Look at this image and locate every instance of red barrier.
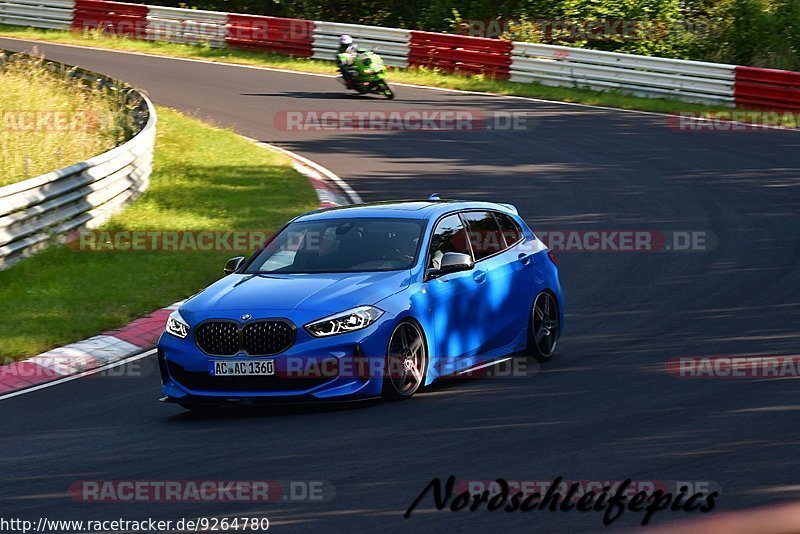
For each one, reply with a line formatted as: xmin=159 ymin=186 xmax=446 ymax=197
xmin=72 ymin=0 xmax=148 ymax=38
xmin=226 ymin=15 xmax=313 ymax=57
xmin=735 ymin=66 xmax=800 ymax=110
xmin=409 ymin=31 xmax=512 ymax=79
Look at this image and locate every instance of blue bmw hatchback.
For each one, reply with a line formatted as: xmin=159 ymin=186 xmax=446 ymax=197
xmin=158 ymin=198 xmax=564 ymax=410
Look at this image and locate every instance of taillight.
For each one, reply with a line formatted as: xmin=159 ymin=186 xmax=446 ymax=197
xmin=547 ymin=250 xmax=557 ymax=265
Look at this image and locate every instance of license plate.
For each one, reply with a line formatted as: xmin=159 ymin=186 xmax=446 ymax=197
xmin=209 ymin=360 xmax=275 ymax=376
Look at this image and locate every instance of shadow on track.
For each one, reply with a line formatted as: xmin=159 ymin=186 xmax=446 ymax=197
xmin=241 ymin=91 xmax=353 ymax=99
xmin=242 ymin=90 xmax=399 ymax=101
xmin=163 ymin=355 xmax=542 ymax=422
xmin=165 ymin=399 xmax=380 ymax=421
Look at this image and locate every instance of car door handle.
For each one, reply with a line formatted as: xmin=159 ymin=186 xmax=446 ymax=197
xmin=473 ymin=270 xmax=487 ymax=283
xmin=518 ymin=253 xmax=532 ymax=266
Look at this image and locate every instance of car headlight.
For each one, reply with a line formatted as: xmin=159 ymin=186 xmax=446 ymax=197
xmin=304 ymin=306 xmax=384 ymax=337
xmin=165 ymin=310 xmax=190 ymax=339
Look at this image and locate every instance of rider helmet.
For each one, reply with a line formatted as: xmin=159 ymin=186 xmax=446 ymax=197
xmin=338 ymin=35 xmax=354 ymax=52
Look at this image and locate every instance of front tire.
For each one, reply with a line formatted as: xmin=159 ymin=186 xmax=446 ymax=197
xmin=383 ymin=321 xmax=427 ymax=400
xmin=527 ymin=291 xmax=559 ymax=362
xmin=378 ymin=80 xmax=394 ymax=99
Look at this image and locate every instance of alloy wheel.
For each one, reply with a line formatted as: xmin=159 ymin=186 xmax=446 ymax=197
xmin=532 ymin=292 xmax=559 ymax=360
xmin=386 ymin=322 xmax=426 ymax=398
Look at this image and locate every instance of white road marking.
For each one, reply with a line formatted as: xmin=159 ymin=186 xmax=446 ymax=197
xmin=0 ymin=349 xmax=157 ymax=402
xmin=250 ymin=140 xmax=361 ymax=204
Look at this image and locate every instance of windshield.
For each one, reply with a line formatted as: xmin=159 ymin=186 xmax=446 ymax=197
xmin=245 ymin=217 xmax=425 ymax=274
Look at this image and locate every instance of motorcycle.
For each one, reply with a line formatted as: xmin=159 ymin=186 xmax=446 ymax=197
xmin=338 ymin=50 xmax=395 ymax=99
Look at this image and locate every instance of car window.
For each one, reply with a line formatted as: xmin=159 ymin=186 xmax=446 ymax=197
xmin=494 ymin=212 xmax=524 ymax=247
xmin=428 ymin=214 xmax=471 ymax=270
xmin=245 ymin=218 xmax=424 ymax=274
xmin=459 ymin=211 xmax=505 ymax=260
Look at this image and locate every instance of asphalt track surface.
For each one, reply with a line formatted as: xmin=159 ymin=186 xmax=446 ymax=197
xmin=1 ymin=38 xmax=799 ymax=533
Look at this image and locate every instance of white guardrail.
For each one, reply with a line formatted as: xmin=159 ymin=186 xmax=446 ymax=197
xmin=0 ymin=0 xmax=741 ymax=105
xmin=0 ymin=54 xmax=156 ymax=269
xmin=146 ymin=5 xmax=227 ymax=47
xmin=312 ymin=21 xmax=410 ymax=68
xmin=0 ymin=0 xmax=73 ymax=30
xmin=511 ymin=42 xmax=736 ymax=106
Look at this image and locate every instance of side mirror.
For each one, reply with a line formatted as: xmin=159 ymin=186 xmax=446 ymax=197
xmin=428 ymin=252 xmax=474 ymax=278
xmin=224 ymin=256 xmax=245 ymax=275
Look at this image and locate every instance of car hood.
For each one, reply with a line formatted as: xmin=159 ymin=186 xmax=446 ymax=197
xmin=180 ymin=270 xmax=412 ymax=323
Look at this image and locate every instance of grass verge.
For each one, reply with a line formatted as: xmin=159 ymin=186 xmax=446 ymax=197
xmin=0 ymin=25 xmax=730 ymax=114
xmin=0 ymin=107 xmax=318 ymax=360
xmin=0 ymin=51 xmax=125 ymax=186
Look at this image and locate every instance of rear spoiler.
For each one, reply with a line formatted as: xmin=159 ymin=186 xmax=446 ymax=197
xmin=498 ymin=203 xmax=518 ymax=214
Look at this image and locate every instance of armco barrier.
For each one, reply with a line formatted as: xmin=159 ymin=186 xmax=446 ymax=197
xmin=409 ymin=31 xmax=513 ymax=79
xmin=313 ymin=21 xmax=410 ymax=67
xmin=73 ymin=0 xmax=147 ymax=38
xmin=227 ymin=14 xmax=313 ymax=57
xmin=0 ymin=51 xmax=156 ymax=269
xmin=735 ymin=66 xmax=800 ymax=110
xmin=0 ymin=0 xmax=73 ymax=30
xmin=146 ymin=5 xmax=226 ymax=47
xmin=511 ymin=42 xmax=735 ymax=106
xmin=4 ymin=0 xmax=800 ymax=109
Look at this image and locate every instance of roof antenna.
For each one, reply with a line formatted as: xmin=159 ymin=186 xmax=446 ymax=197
xmin=428 ymin=193 xmax=441 ymax=201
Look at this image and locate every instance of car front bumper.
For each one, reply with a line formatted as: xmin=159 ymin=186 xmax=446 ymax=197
xmin=158 ymin=313 xmax=397 ymax=402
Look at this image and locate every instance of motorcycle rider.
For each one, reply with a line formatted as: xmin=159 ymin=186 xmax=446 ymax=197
xmin=337 ymin=35 xmax=360 ymax=89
